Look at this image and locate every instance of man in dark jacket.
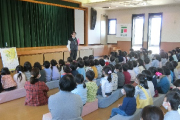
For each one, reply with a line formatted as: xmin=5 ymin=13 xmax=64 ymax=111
xmin=67 ymin=31 xmax=78 ymax=60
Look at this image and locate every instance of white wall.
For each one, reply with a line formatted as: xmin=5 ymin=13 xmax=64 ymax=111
xmin=88 ymin=7 xmax=106 ymax=44
xmin=107 ymin=5 xmax=180 ymax=43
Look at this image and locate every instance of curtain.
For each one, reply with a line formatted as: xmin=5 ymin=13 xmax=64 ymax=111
xmin=0 ymin=0 xmax=74 ymax=48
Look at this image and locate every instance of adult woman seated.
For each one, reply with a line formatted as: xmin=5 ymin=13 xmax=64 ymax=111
xmin=48 ymin=74 xmax=83 ymax=120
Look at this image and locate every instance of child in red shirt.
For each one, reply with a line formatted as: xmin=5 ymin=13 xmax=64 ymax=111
xmin=122 ymin=64 xmax=131 ymax=84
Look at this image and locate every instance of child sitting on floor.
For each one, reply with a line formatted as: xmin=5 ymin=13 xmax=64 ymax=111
xmin=89 ymin=55 xmax=94 ymax=60
xmin=110 ymin=56 xmax=116 ymax=66
xmin=77 ymin=60 xmax=86 ymax=80
xmin=24 ymin=68 xmax=49 ymax=106
xmin=174 ymin=79 xmax=180 ymax=90
xmin=110 ymin=85 xmax=136 ymax=118
xmin=134 ymin=74 xmax=153 ymax=109
xmin=34 ymin=62 xmax=46 ymax=83
xmin=89 ymin=59 xmax=98 ymax=79
xmin=99 ymin=59 xmax=105 ymax=69
xmin=84 ymin=60 xmax=93 ymax=72
xmin=94 ymin=59 xmax=102 ymax=79
xmin=1 ymin=67 xmax=17 ymax=91
xmin=24 ymin=61 xmax=32 ymax=81
xmin=66 ymin=57 xmax=73 ymax=65
xmin=171 ymin=61 xmax=179 ymax=80
xmin=58 ymin=59 xmax=65 ymax=76
xmin=61 ymin=65 xmax=72 ymax=78
xmin=109 ymin=64 xmax=118 ymax=91
xmin=104 ymin=55 xmax=110 ymax=66
xmin=127 ymin=61 xmax=136 ymax=82
xmin=51 ymin=59 xmax=60 ymax=80
xmin=71 ymin=74 xmax=87 ymax=105
xmin=43 ymin=61 xmax=52 ymax=82
xmin=137 ymin=59 xmax=145 ymax=73
xmin=115 ymin=64 xmax=125 ymax=88
xmin=70 ymin=62 xmax=78 ymax=77
xmin=86 ymin=71 xmax=98 ymax=102
xmin=133 ymin=61 xmax=140 ymax=76
xmin=13 ymin=65 xmax=26 ymax=89
xmin=163 ymin=90 xmax=180 ymax=120
xmin=144 ymin=57 xmax=151 ymax=70
xmin=122 ymin=63 xmax=131 ymax=84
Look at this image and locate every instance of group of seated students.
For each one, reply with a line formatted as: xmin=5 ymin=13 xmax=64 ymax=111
xmin=0 ymin=47 xmax=180 ymax=120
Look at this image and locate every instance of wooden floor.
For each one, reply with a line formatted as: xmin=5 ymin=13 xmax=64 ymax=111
xmin=0 ymin=88 xmax=167 ymax=120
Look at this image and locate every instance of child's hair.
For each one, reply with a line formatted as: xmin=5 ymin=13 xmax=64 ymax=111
xmin=144 ymin=57 xmax=150 ymax=64
xmin=34 ymin=62 xmax=42 ymax=70
xmin=1 ymin=67 xmax=10 ymax=75
xmin=59 ymin=59 xmax=65 ymax=71
xmin=15 ymin=65 xmax=24 ymax=82
xmin=137 ymin=59 xmax=145 ymax=69
xmin=174 ymin=79 xmax=180 ymax=87
xmin=67 ymin=57 xmax=73 ymax=63
xmin=24 ymin=61 xmax=32 ymax=72
xmin=115 ymin=64 xmax=122 ymax=72
xmin=75 ymin=74 xmax=86 ymax=88
xmin=110 ymin=56 xmax=115 ymax=62
xmin=165 ymin=90 xmax=180 ymax=110
xmin=168 ymin=51 xmax=173 ymax=56
xmin=110 ymin=52 xmax=115 ymax=57
xmin=123 ymin=84 xmax=135 ymax=97
xmin=171 ymin=61 xmax=178 ymax=69
xmin=89 ymin=59 xmax=95 ymax=66
xmin=160 ymin=51 xmax=167 ymax=59
xmin=103 ymin=66 xmax=112 ymax=83
xmin=122 ymin=63 xmax=129 ymax=72
xmin=108 ymin=64 xmax=115 ymax=73
xmin=84 ymin=60 xmax=90 ymax=66
xmin=77 ymin=57 xmax=83 ymax=62
xmin=154 ymin=54 xmax=161 ymax=62
xmin=78 ymin=60 xmax=84 ymax=68
xmin=141 ymin=105 xmax=164 ymax=120
xmin=148 ymin=67 xmax=157 ymax=75
xmin=130 ymin=48 xmax=134 ymax=52
xmin=127 ymin=61 xmax=133 ymax=70
xmin=148 ymin=50 xmax=152 ymax=54
xmin=172 ymin=50 xmax=176 ymax=55
xmin=30 ymin=68 xmax=40 ymax=84
xmin=156 ymin=68 xmax=164 ymax=75
xmin=50 ymin=59 xmax=58 ymax=66
xmin=89 ymin=55 xmax=94 ymax=60
xmin=86 ymin=70 xmax=95 ymax=81
xmin=70 ymin=62 xmax=78 ymax=71
xmin=162 ymin=66 xmax=170 ymax=75
xmin=104 ymin=55 xmax=109 ymax=59
xmin=142 ymin=70 xmax=152 ymax=81
xmin=63 ymin=65 xmax=71 ymax=73
xmin=133 ymin=61 xmax=138 ymax=67
xmin=94 ymin=59 xmax=100 ymax=66
xmin=166 ymin=62 xmax=174 ymax=72
xmin=83 ymin=56 xmax=89 ymax=61
xmin=99 ymin=59 xmax=105 ymax=66
xmin=137 ymin=74 xmax=149 ymax=89
xmin=43 ymin=61 xmax=50 ymax=69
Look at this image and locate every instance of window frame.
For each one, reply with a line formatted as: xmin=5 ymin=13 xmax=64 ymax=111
xmin=131 ymin=14 xmax=145 ymax=49
xmin=108 ymin=19 xmax=117 ymax=35
xmin=147 ymin=13 xmax=163 ymax=50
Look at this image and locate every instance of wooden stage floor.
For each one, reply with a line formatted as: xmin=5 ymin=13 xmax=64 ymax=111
xmin=0 ymin=88 xmax=167 ymax=120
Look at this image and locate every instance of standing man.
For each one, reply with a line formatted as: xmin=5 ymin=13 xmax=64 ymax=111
xmin=67 ymin=31 xmax=78 ymax=60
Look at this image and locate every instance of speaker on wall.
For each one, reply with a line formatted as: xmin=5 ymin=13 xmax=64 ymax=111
xmin=90 ymin=8 xmax=97 ymax=30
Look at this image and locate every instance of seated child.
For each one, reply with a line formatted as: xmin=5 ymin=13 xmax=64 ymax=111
xmin=144 ymin=57 xmax=151 ymax=70
xmin=99 ymin=59 xmax=105 ymax=69
xmin=122 ymin=63 xmax=131 ymax=84
xmin=156 ymin=68 xmax=170 ymax=94
xmin=84 ymin=60 xmax=93 ymax=72
xmin=86 ymin=71 xmax=98 ymax=102
xmin=133 ymin=61 xmax=140 ymax=76
xmin=118 ymin=50 xmax=124 ymax=63
xmin=50 ymin=59 xmax=60 ymax=80
xmin=137 ymin=59 xmax=145 ymax=73
xmin=110 ymin=85 xmax=136 ymax=117
xmin=61 ymin=65 xmax=72 ymax=78
xmin=70 ymin=62 xmax=78 ymax=77
xmin=141 ymin=105 xmax=164 ymax=120
xmin=58 ymin=59 xmax=65 ymax=76
xmin=43 ymin=61 xmax=52 ymax=82
xmin=83 ymin=56 xmax=89 ymax=61
xmin=97 ymin=66 xmax=113 ymax=97
xmin=110 ymin=56 xmax=116 ymax=66
xmin=160 ymin=51 xmax=168 ymax=66
xmin=172 ymin=50 xmax=178 ymax=62
xmin=13 ymin=65 xmax=26 ymax=89
xmin=127 ymin=61 xmax=136 ymax=82
xmin=77 ymin=60 xmax=86 ymax=80
xmin=171 ymin=61 xmax=179 ymax=80
xmin=77 ymin=57 xmax=83 ymax=62
xmin=94 ymin=59 xmax=102 ymax=79
xmin=89 ymin=60 xmax=98 ymax=79
xmin=109 ymin=64 xmax=118 ymax=91
xmin=24 ymin=68 xmax=49 ymax=106
xmin=134 ymin=74 xmax=153 ymax=109
xmin=115 ymin=64 xmax=125 ymax=88
xmin=151 ymin=54 xmax=160 ymax=68
xmin=174 ymin=79 xmax=180 ymax=89
xmin=0 ymin=67 xmax=17 ymax=91
xmin=166 ymin=62 xmax=175 ymax=83
xmin=142 ymin=70 xmax=155 ymax=97
xmin=104 ymin=55 xmax=110 ymax=66
xmin=34 ymin=62 xmax=46 ymax=82
xmin=89 ymin=55 xmax=94 ymax=60
xmin=24 ymin=61 xmax=32 ymax=81
xmin=71 ymin=74 xmax=87 ymax=105
xmin=66 ymin=57 xmax=73 ymax=66
xmin=148 ymin=50 xmax=153 ymax=63
xmin=162 ymin=66 xmax=175 ymax=88
xmin=163 ymin=90 xmax=180 ymax=120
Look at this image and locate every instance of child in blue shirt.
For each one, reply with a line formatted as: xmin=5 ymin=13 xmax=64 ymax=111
xmin=51 ymin=59 xmax=60 ymax=80
xmin=77 ymin=60 xmax=86 ymax=80
xmin=43 ymin=61 xmax=52 ymax=82
xmin=110 ymin=85 xmax=136 ymax=118
xmin=94 ymin=59 xmax=102 ymax=79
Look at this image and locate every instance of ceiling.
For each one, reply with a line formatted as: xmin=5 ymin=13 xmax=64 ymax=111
xmin=72 ymin=0 xmax=180 ymax=10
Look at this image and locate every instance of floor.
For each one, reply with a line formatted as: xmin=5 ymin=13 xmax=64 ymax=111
xmin=0 ymin=88 xmax=167 ymax=120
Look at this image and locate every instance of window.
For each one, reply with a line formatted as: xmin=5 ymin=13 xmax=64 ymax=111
xmin=131 ymin=14 xmax=145 ymax=50
xmin=148 ymin=13 xmax=162 ymax=54
xmin=108 ymin=19 xmax=117 ymax=35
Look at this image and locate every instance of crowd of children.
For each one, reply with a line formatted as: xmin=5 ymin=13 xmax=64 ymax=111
xmin=0 ymin=47 xmax=180 ymax=120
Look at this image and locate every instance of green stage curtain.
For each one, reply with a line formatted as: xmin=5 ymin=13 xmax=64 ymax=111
xmin=0 ymin=0 xmax=74 ymax=48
